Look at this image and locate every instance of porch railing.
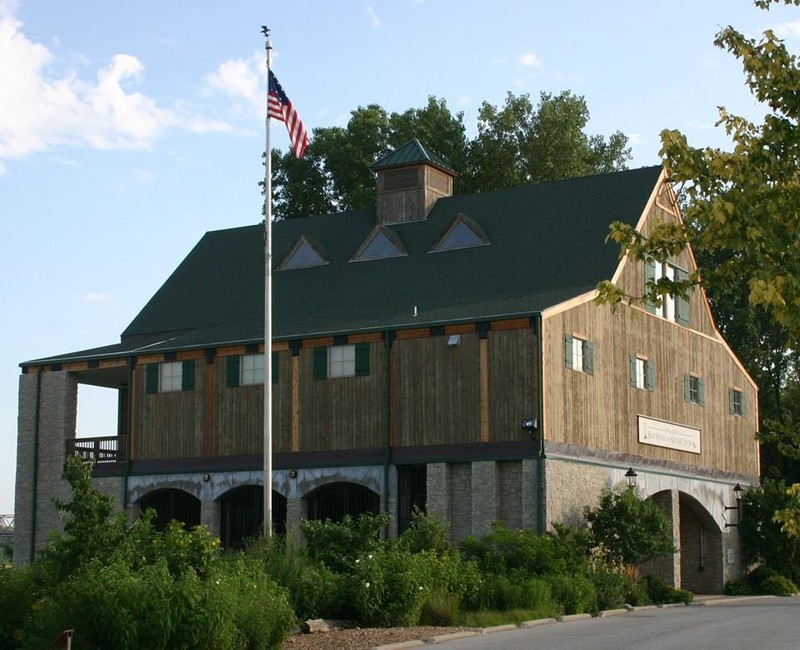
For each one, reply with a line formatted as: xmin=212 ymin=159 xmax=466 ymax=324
xmin=66 ymin=436 xmax=127 ymax=463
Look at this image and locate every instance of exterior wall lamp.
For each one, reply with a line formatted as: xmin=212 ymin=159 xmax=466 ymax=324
xmin=724 ymin=482 xmax=744 ymax=528
xmin=625 ymin=467 xmax=638 ymax=489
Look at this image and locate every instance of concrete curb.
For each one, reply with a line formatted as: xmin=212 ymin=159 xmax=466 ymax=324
xmin=481 ymin=624 xmax=519 ymax=634
xmin=692 ymin=595 xmax=777 ymax=607
xmin=558 ymin=613 xmax=593 ymax=622
xmin=519 ymin=617 xmax=558 ymax=628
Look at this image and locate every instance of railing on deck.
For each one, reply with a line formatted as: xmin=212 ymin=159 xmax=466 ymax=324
xmin=66 ymin=436 xmax=127 ymax=463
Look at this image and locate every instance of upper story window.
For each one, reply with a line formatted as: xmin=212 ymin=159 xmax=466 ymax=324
xmin=429 ymin=214 xmax=489 ymax=253
xmin=729 ymin=388 xmax=748 ymax=416
xmin=277 ymin=235 xmax=328 ymax=270
xmin=350 ymin=226 xmax=407 ymax=262
xmin=630 ymin=356 xmax=655 ymax=391
xmin=645 ymin=259 xmax=690 ymax=326
xmin=684 ymin=374 xmax=705 ymax=406
xmin=227 ymin=353 xmax=278 ymax=387
xmin=565 ymin=334 xmax=594 ymax=375
xmin=313 ymin=343 xmax=371 ymax=379
xmin=146 ymin=360 xmax=195 ymax=394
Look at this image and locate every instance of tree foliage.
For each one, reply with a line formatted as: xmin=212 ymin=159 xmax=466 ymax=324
xmin=584 ymin=488 xmax=675 ymax=567
xmin=270 ymin=91 xmax=630 ymax=219
xmin=600 ymin=0 xmax=800 ymax=346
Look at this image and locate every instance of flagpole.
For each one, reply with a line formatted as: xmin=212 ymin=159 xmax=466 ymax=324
xmin=262 ymin=25 xmax=273 ymax=537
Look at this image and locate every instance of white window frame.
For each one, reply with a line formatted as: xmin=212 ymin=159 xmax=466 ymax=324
xmin=572 ymin=337 xmax=585 ymax=373
xmin=329 ymin=344 xmax=356 ymax=378
xmin=241 ymin=353 xmax=264 ymax=385
xmin=160 ymin=361 xmax=183 ymax=393
xmin=634 ymin=357 xmax=647 ymax=389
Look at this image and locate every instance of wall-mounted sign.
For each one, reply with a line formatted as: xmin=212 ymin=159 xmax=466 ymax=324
xmin=638 ymin=415 xmax=701 ymax=454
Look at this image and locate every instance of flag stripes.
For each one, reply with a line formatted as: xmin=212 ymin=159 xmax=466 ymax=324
xmin=268 ymin=70 xmax=309 ymax=159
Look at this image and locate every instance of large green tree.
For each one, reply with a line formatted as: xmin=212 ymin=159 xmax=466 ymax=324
xmin=270 ymin=91 xmax=630 ymax=220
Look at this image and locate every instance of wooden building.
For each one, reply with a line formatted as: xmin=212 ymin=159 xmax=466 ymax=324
xmin=15 ymin=141 xmax=759 ymax=591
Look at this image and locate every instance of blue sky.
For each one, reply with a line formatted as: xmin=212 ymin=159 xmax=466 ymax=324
xmin=2 ymin=0 xmax=798 ymax=515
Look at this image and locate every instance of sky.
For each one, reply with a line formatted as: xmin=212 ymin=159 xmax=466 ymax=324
xmin=2 ymin=0 xmax=799 ymax=516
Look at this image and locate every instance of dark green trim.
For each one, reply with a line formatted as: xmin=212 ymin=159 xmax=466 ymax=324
xmin=355 ymin=342 xmax=370 ymax=376
xmin=313 ymin=347 xmax=327 ymax=380
xmin=145 ymin=363 xmax=159 ymax=394
xmin=181 ymin=360 xmax=195 ymax=391
xmin=226 ymin=356 xmax=240 ymax=387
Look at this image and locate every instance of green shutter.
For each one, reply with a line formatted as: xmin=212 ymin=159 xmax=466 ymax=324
xmin=355 ymin=343 xmax=370 ymax=376
xmin=728 ymin=388 xmax=735 ymax=414
xmin=645 ymin=361 xmax=655 ymax=392
xmin=741 ymin=392 xmax=748 ymax=416
xmin=182 ymin=360 xmax=195 ymax=391
xmin=227 ymin=356 xmax=240 ymax=387
xmin=676 ymin=267 xmax=690 ymax=326
xmin=630 ymin=356 xmax=638 ymax=387
xmin=272 ymin=352 xmax=279 ymax=383
xmin=565 ymin=335 xmax=574 ymax=369
xmin=697 ymin=377 xmax=705 ymax=406
xmin=684 ymin=375 xmax=692 ymax=402
xmin=146 ymin=363 xmax=159 ymax=394
xmin=313 ymin=347 xmax=328 ymax=380
xmin=645 ymin=259 xmax=657 ymax=314
xmin=584 ymin=340 xmax=594 ymax=375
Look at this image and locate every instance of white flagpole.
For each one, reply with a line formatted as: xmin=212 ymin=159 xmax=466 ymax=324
xmin=262 ymin=25 xmax=273 ymax=537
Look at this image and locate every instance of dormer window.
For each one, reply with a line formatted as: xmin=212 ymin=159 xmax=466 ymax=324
xmin=351 ymin=226 xmax=407 ymax=262
xmin=277 ymin=235 xmax=328 ymax=270
xmin=429 ymin=214 xmax=489 ymax=253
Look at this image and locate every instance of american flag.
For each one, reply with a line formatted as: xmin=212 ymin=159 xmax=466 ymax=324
xmin=268 ymin=70 xmax=309 ymax=159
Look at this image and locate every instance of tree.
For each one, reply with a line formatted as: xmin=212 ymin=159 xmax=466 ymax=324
xmin=599 ymin=0 xmax=800 ymax=347
xmin=269 ymin=91 xmax=630 ymax=219
xmin=584 ymin=487 xmax=674 ymax=568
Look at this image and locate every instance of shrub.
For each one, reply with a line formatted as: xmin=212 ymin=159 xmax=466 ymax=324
xmin=349 ymin=547 xmax=430 ymax=627
xmin=724 ymin=578 xmax=752 ymax=595
xmin=0 ymin=566 xmax=36 ymax=648
xmin=475 ymin=573 xmax=555 ymax=612
xmin=546 ymin=574 xmax=597 ymax=615
xmin=420 ymin=593 xmax=461 ymax=626
xmin=756 ymin=574 xmax=797 ymax=596
xmin=397 ymin=507 xmax=451 ymax=554
xmin=300 ymin=513 xmax=390 ymax=573
xmin=641 ymin=574 xmax=693 ymax=605
xmin=588 ymin=562 xmax=628 ymax=611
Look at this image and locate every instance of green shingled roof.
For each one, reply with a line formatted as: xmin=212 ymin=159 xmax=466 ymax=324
xmin=23 ymin=165 xmax=662 ymax=366
xmin=371 ymin=139 xmax=455 ymax=173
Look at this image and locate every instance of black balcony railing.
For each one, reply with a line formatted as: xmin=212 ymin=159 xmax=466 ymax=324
xmin=66 ymin=436 xmax=127 ymax=463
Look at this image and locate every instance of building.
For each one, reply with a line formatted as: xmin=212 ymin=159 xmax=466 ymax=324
xmin=15 ymin=141 xmax=759 ymax=591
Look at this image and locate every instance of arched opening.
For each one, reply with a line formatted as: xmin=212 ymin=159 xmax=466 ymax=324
xmin=306 ymin=482 xmax=380 ymax=523
xmin=679 ymin=492 xmax=723 ymax=594
xmin=138 ymin=488 xmax=200 ymax=531
xmin=219 ymin=486 xmax=287 ymax=549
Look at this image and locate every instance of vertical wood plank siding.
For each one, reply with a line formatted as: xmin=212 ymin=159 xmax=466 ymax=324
xmin=488 ymin=328 xmax=539 ymax=442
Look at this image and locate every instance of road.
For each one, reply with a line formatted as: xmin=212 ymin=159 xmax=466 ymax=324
xmin=432 ymin=598 xmax=799 ymax=649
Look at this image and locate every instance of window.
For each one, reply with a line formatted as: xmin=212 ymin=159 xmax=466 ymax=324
xmin=227 ymin=353 xmax=278 ymax=387
xmin=351 ymin=226 xmax=407 ymax=261
xmin=645 ymin=259 xmax=690 ymax=326
xmin=630 ymin=356 xmax=655 ymax=391
xmin=565 ymin=334 xmax=594 ymax=375
xmin=429 ymin=214 xmax=489 ymax=252
xmin=313 ymin=343 xmax=370 ymax=379
xmin=146 ymin=360 xmax=195 ymax=394
xmin=729 ymin=388 xmax=748 ymax=416
xmin=277 ymin=235 xmax=327 ymax=270
xmin=684 ymin=374 xmax=705 ymax=406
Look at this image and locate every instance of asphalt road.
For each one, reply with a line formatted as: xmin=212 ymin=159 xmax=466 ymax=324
xmin=432 ymin=598 xmax=800 ymax=649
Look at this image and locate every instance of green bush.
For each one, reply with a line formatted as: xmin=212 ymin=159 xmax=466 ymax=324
xmin=0 ymin=565 xmax=36 ymax=648
xmin=641 ymin=574 xmax=693 ymax=605
xmin=724 ymin=578 xmax=752 ymax=595
xmin=397 ymin=507 xmax=451 ymax=554
xmin=300 ymin=513 xmax=390 ymax=573
xmin=756 ymin=574 xmax=797 ymax=596
xmin=547 ymin=573 xmax=597 ymax=615
xmin=349 ymin=547 xmax=430 ymax=627
xmin=478 ymin=574 xmax=555 ymax=612
xmin=246 ymin=534 xmax=344 ymax=621
xmin=420 ymin=593 xmax=461 ymax=626
xmin=588 ymin=562 xmax=628 ymax=611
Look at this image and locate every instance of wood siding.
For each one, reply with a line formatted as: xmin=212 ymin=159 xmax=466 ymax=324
xmin=543 ymin=293 xmax=759 ymax=477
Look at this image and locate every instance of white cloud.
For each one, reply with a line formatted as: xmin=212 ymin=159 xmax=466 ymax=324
xmin=204 ymin=54 xmax=261 ymax=102
xmin=367 ymin=5 xmax=381 ymax=29
xmin=82 ymin=292 xmax=114 ymax=304
xmin=0 ymin=9 xmax=232 ymax=163
xmin=775 ymin=21 xmax=800 ymax=38
xmin=519 ymin=52 xmax=543 ymax=67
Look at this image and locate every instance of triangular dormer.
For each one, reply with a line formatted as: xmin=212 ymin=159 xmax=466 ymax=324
xmin=371 ymin=139 xmax=456 ymax=225
xmin=350 ymin=225 xmax=408 ymax=262
xmin=276 ymin=234 xmax=328 ymax=270
xmin=429 ymin=213 xmax=489 ymax=253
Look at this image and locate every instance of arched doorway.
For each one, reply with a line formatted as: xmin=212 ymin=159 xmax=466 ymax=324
xmin=306 ymin=482 xmax=380 ymax=523
xmin=219 ymin=486 xmax=287 ymax=548
xmin=139 ymin=489 xmax=200 ymax=531
xmin=680 ymin=492 xmax=723 ymax=593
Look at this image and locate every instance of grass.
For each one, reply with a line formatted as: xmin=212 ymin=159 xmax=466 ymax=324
xmin=459 ymin=607 xmax=560 ymax=628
